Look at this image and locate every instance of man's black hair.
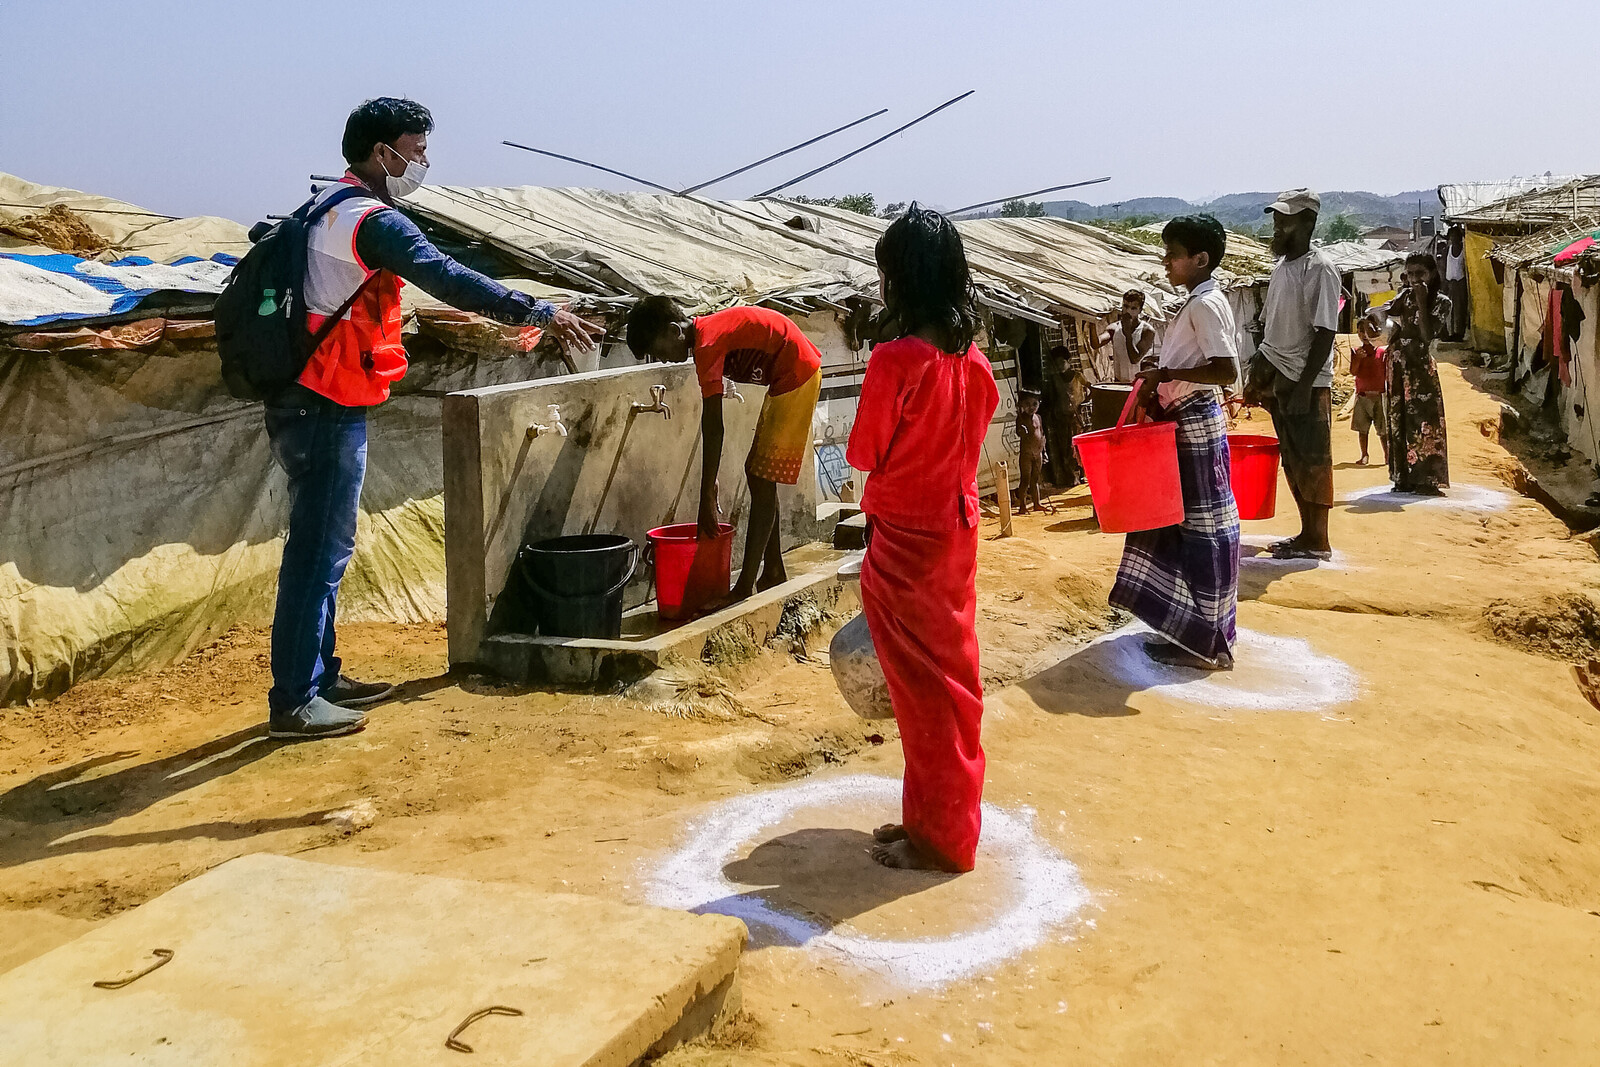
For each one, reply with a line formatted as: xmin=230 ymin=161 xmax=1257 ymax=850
xmin=626 ymin=295 xmax=688 ymax=358
xmin=1161 ymin=214 xmax=1228 ymax=272
xmin=874 ymin=203 xmax=979 ymax=354
xmin=1122 ymin=288 xmax=1146 ymax=306
xmin=342 ymin=97 xmax=435 ymax=166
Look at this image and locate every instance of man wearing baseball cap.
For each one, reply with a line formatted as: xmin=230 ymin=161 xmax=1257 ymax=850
xmin=1246 ymin=188 xmax=1340 ymax=560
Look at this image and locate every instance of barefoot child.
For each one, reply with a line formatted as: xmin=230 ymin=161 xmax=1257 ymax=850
xmin=1110 ymin=214 xmax=1242 ymax=671
xmin=627 ymin=300 xmax=822 ymax=600
xmin=846 ymin=205 xmax=999 ymax=872
xmin=1349 ymin=317 xmax=1389 ymax=467
xmin=1015 ymin=389 xmax=1049 ymax=513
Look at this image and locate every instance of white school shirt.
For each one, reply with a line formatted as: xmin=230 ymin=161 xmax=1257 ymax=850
xmin=1156 ymin=277 xmax=1239 ymax=410
xmin=1260 ymin=248 xmax=1341 ymax=387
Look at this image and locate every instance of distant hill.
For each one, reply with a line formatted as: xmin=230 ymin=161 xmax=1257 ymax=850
xmin=1041 ymin=189 xmax=1444 ymax=232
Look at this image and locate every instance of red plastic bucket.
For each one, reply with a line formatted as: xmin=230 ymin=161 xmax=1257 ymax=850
xmin=648 ymin=522 xmax=734 ymax=621
xmin=1071 ymin=389 xmax=1184 ymax=533
xmin=1227 ymin=434 xmax=1280 ymax=520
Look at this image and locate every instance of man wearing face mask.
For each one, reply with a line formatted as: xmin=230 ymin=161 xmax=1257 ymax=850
xmin=263 ymin=96 xmax=603 ymax=740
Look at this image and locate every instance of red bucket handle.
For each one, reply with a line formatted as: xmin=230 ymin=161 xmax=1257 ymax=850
xmin=1115 ymin=382 xmax=1144 ymax=430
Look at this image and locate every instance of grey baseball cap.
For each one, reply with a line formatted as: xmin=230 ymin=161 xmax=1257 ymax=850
xmin=1265 ymin=188 xmax=1321 ymax=215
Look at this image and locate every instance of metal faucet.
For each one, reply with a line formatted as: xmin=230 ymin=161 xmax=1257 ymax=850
xmin=724 ymin=377 xmax=745 ymax=403
xmin=631 ymin=384 xmax=672 ymax=420
xmin=527 ymin=403 xmax=568 ymax=439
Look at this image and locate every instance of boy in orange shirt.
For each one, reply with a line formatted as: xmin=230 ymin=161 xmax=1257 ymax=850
xmin=627 ymin=299 xmax=823 ymax=601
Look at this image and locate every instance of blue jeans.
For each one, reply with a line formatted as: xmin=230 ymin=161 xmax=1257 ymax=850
xmin=264 ymin=387 xmax=368 ymax=713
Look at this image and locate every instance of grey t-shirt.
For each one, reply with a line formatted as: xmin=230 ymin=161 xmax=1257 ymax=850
xmin=1260 ymin=249 xmax=1341 ymax=387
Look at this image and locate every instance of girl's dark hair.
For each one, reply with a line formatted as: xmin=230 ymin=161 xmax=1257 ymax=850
xmin=342 ymin=97 xmax=434 ymax=165
xmin=1404 ymin=252 xmax=1442 ymax=296
xmin=625 ymin=294 xmax=688 ymax=357
xmin=874 ymin=203 xmax=979 ymax=354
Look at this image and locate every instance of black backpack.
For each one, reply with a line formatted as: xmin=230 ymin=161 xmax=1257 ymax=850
xmin=214 ymin=185 xmax=377 ymax=401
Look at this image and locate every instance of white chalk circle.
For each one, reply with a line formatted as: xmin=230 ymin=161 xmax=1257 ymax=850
xmin=1238 ymin=533 xmax=1351 ymax=570
xmin=1339 ymin=482 xmax=1512 ymax=512
xmin=643 ymin=774 xmax=1089 ymax=988
xmin=1082 ymin=623 xmax=1358 ymax=712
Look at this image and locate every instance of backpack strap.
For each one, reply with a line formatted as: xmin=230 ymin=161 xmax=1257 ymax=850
xmin=307 ymin=271 xmax=379 ymax=354
xmin=298 ymin=183 xmax=372 ymax=226
xmin=300 ymin=182 xmax=386 ymax=355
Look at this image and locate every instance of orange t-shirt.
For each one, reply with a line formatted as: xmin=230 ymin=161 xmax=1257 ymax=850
xmin=692 ymin=306 xmax=822 ymax=399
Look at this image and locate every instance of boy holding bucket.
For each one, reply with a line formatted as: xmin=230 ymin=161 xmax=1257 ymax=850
xmin=1109 ymin=214 xmax=1242 ymax=670
xmin=626 ymin=300 xmax=823 ymax=602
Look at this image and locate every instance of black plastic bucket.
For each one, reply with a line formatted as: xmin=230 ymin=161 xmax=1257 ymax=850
xmin=1090 ymin=383 xmax=1136 ymax=431
xmin=510 ymin=534 xmax=639 ymax=639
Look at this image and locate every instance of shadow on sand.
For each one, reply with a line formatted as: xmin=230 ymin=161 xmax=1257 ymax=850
xmin=703 ymin=827 xmax=955 ymax=948
xmin=0 ymin=726 xmax=335 ymax=872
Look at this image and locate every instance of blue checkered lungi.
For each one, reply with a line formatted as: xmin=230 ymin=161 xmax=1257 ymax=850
xmin=1108 ymin=393 xmax=1240 ymax=661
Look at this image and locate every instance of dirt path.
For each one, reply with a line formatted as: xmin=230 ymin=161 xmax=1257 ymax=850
xmin=4 ymin=358 xmax=1599 ymax=1063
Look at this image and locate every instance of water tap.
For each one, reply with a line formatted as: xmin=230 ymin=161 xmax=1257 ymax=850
xmin=631 ymin=384 xmax=672 ymax=420
xmin=527 ymin=403 xmax=568 ymax=439
xmin=724 ymin=377 xmax=745 ymax=403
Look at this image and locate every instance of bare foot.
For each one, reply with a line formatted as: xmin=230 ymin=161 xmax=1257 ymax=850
xmin=755 ymin=568 xmax=787 ymax=593
xmin=870 ymin=838 xmax=946 ymax=870
xmin=1358 ymin=454 xmax=1369 ymax=466
xmin=872 ymin=823 xmax=908 ymax=843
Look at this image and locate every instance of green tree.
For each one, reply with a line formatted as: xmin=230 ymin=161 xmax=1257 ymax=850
xmin=1320 ymin=213 xmax=1362 ymax=242
xmin=879 ymin=201 xmax=908 ymax=219
xmin=1001 ymin=199 xmax=1047 ymax=218
xmin=832 ymin=193 xmax=877 ymax=216
xmin=788 ymin=193 xmax=878 ymax=216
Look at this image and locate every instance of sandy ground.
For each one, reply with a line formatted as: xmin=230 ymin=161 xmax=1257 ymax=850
xmin=4 ymin=357 xmax=1600 ymax=1064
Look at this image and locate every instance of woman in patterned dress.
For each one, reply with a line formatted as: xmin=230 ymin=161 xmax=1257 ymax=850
xmin=1382 ymin=253 xmax=1451 ymax=494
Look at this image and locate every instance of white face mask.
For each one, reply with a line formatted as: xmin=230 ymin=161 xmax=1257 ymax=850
xmin=379 ymin=143 xmax=428 ymax=198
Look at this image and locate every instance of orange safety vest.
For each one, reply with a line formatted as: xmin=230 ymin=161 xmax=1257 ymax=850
xmin=297 ymin=178 xmax=408 ymax=406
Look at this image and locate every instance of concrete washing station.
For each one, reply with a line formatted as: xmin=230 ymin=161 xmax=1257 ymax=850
xmin=443 ymin=361 xmax=857 ymax=685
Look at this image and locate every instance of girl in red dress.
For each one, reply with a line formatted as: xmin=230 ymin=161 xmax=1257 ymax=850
xmin=846 ymin=205 xmax=999 ymax=872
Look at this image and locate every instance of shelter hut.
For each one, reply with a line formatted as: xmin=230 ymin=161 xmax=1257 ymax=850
xmin=0 ymin=172 xmax=581 ymax=704
xmin=1489 ymin=217 xmax=1600 ymax=465
xmin=1441 ymin=175 xmax=1600 ymax=354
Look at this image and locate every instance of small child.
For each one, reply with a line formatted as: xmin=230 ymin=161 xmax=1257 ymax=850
xmin=1014 ymin=390 xmax=1050 ymax=513
xmin=626 ymin=300 xmax=823 ymax=601
xmin=1349 ymin=317 xmax=1390 ymax=467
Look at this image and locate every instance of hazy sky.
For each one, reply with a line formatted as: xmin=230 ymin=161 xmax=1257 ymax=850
xmin=3 ymin=0 xmax=1595 ymax=224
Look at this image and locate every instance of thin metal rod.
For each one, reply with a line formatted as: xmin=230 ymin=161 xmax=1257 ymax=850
xmin=949 ymin=177 xmax=1113 ymax=216
xmin=753 ymin=90 xmax=976 ymax=199
xmin=680 ymin=108 xmax=888 ymax=195
xmin=501 ymin=142 xmax=680 ymax=195
xmin=0 ymin=202 xmax=177 ymax=220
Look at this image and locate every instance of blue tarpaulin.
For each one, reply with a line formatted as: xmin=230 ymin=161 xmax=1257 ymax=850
xmin=0 ymin=251 xmax=238 ymax=327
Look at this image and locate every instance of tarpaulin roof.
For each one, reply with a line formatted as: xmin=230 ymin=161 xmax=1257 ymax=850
xmin=402 ymin=185 xmax=1271 ymax=325
xmin=0 ymin=172 xmax=250 ymax=262
xmin=1443 ymin=175 xmax=1600 ymax=226
xmin=0 ymin=252 xmax=235 ymax=327
xmin=1490 ymin=214 xmax=1600 ymax=271
xmin=401 ymin=184 xmax=876 ymax=314
xmin=1316 ymin=241 xmax=1405 ymax=273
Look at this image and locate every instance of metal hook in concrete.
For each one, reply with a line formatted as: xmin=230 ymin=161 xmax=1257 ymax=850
xmin=446 ymin=1005 xmax=524 ymax=1053
xmin=93 ymin=948 xmax=173 ymax=990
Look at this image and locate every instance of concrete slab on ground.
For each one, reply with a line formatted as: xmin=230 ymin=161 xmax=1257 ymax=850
xmin=0 ymin=854 xmax=745 ymax=1067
